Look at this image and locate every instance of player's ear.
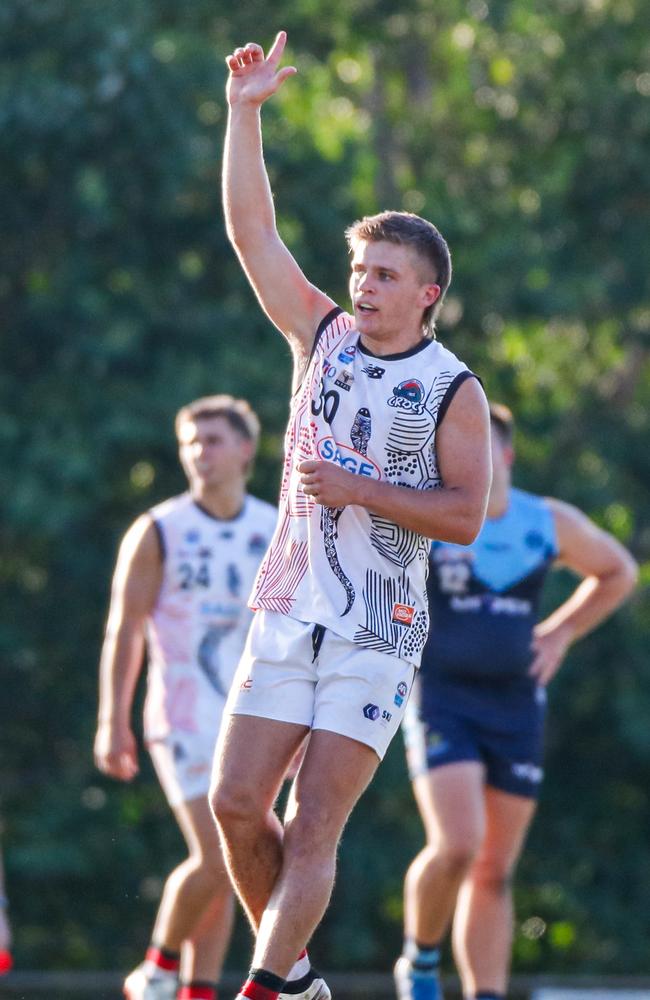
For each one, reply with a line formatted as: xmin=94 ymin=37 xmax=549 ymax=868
xmin=421 ymin=283 xmax=441 ymax=307
xmin=241 ymin=437 xmax=256 ymax=475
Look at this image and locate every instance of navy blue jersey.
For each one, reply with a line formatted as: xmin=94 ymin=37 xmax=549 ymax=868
xmin=421 ymin=488 xmax=558 ymax=681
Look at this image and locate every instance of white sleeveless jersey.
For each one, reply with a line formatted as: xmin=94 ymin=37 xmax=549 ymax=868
xmin=144 ymin=492 xmax=277 ymax=740
xmin=251 ymin=307 xmax=476 ymax=667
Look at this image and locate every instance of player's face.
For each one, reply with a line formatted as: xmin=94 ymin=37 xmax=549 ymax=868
xmin=349 ymin=239 xmax=440 ymax=347
xmin=178 ymin=416 xmax=252 ymax=490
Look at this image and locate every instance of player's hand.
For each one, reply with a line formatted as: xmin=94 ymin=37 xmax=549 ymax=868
xmin=528 ymin=622 xmax=573 ymax=686
xmin=225 ymin=31 xmax=297 ymax=107
xmin=298 ymin=460 xmax=362 ymax=508
xmin=94 ymin=721 xmax=139 ymax=782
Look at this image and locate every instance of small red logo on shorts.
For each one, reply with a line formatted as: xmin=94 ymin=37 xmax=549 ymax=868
xmin=240 ymin=676 xmax=253 ymax=690
xmin=391 ymin=603 xmax=415 ymax=626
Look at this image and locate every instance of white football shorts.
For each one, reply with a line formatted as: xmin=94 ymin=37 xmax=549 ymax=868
xmin=226 ymin=609 xmax=416 ymax=760
xmin=148 ymin=715 xmax=225 ymax=809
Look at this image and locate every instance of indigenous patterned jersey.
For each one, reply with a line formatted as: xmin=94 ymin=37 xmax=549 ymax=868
xmin=250 ymin=307 xmax=475 ymax=667
xmin=144 ymin=492 xmax=277 ymax=740
xmin=421 ymin=487 xmax=558 ymax=680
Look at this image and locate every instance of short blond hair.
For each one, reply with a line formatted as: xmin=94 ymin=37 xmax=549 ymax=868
xmin=345 ymin=210 xmax=452 ymax=337
xmin=175 ymin=394 xmax=260 ymax=445
xmin=489 ymin=402 xmax=514 ymax=445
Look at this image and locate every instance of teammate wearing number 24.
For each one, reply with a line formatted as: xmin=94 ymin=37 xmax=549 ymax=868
xmin=210 ymin=31 xmax=491 ymax=1000
xmin=94 ymin=395 xmax=277 ymax=1000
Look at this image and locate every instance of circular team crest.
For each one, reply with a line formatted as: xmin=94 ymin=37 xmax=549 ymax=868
xmin=388 ymin=379 xmax=426 ymax=413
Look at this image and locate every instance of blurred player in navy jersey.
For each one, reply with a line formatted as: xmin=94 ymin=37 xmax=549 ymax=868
xmin=95 ymin=395 xmax=277 ymax=1000
xmin=395 ymin=403 xmax=638 ymax=1000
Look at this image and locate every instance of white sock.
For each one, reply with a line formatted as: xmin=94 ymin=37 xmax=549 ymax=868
xmin=285 ymin=950 xmax=311 ymax=982
xmin=143 ymin=961 xmax=177 ymax=981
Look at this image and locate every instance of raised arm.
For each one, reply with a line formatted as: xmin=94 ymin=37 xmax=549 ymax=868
xmin=529 ymin=499 xmax=638 ymax=684
xmin=299 ymin=377 xmax=492 ymax=544
xmin=223 ymin=31 xmax=335 ymax=363
xmin=94 ymin=516 xmax=162 ymax=781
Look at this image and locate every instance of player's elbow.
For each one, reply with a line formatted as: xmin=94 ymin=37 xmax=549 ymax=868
xmin=451 ymin=518 xmax=483 ymax=547
xmin=444 ymin=506 xmax=486 ymax=546
xmin=618 ymin=551 xmax=639 ymax=597
xmin=225 ymin=219 xmax=252 ymax=255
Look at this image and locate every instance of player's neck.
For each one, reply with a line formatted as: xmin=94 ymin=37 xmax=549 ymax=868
xmin=486 ymin=481 xmax=510 ymax=520
xmin=359 ymin=326 xmax=427 ymax=357
xmin=190 ymin=480 xmax=246 ymax=520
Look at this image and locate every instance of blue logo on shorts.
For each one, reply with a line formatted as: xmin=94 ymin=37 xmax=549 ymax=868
xmin=394 ymin=681 xmax=409 ymax=707
xmin=363 ymin=703 xmax=380 ymax=721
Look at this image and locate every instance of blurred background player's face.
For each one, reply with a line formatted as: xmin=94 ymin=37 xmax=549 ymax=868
xmin=349 ymin=239 xmax=439 ymax=342
xmin=178 ymin=415 xmax=252 ymax=491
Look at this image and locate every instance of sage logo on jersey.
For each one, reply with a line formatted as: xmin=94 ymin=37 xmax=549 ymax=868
xmin=363 ymin=703 xmax=380 ymax=721
xmin=317 ymin=437 xmax=381 ymax=479
xmin=391 ymin=602 xmax=415 ymax=627
xmin=388 ymin=378 xmax=426 ymax=414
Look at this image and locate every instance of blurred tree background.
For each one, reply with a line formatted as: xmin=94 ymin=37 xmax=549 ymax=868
xmin=1 ymin=0 xmax=649 ymax=983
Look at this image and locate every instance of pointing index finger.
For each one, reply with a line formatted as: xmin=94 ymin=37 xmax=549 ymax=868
xmin=267 ymin=29 xmax=288 ymax=68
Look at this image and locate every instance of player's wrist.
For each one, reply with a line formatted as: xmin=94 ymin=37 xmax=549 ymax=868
xmin=97 ymin=711 xmax=130 ymax=729
xmin=352 ymin=475 xmax=375 ymax=509
xmin=228 ymin=95 xmax=265 ymax=113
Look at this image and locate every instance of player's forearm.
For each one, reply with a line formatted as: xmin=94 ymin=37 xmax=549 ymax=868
xmin=355 ymin=478 xmax=485 ymax=544
xmin=538 ymin=564 xmax=637 ymax=642
xmin=97 ymin=620 xmax=146 ymax=725
xmin=223 ymin=104 xmax=276 ymax=249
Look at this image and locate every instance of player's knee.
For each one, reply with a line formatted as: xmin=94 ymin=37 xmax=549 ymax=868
xmin=210 ymin=777 xmax=262 ymax=835
xmin=284 ymin=804 xmax=342 ymax=863
xmin=438 ymin=835 xmax=481 ymax=876
xmin=471 ymin=857 xmax=514 ymax=896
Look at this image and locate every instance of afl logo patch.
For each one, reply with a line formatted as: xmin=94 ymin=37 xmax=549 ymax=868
xmin=391 ymin=602 xmax=415 ymax=627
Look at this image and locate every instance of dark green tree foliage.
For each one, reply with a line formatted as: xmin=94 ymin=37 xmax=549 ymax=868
xmin=1 ymin=0 xmax=648 ymax=977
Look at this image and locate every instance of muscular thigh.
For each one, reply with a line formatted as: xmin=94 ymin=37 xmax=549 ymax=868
xmin=413 ymin=762 xmax=486 ymax=851
xmin=285 ymin=729 xmax=380 ymax=838
xmin=211 ymin=712 xmax=309 ymax=815
xmin=472 ymin=786 xmax=537 ymax=878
